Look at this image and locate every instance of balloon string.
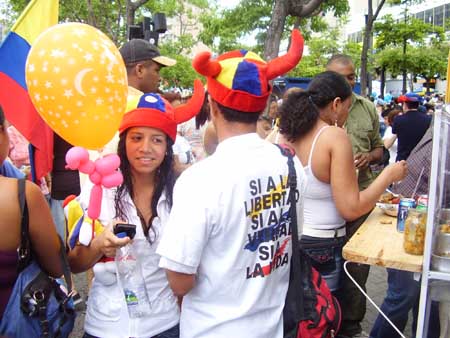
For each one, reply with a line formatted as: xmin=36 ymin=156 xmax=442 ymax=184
xmin=92 ymin=218 xmax=95 ymax=240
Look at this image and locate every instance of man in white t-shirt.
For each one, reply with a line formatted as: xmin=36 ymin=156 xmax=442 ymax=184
xmin=157 ymin=29 xmax=306 ymax=338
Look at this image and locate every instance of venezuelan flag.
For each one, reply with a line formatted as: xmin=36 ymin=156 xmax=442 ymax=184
xmin=0 ymin=0 xmax=58 ymax=180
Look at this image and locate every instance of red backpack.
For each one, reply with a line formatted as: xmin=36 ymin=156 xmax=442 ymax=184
xmin=284 ymin=248 xmax=341 ymax=338
xmin=296 ymin=253 xmax=341 ymax=338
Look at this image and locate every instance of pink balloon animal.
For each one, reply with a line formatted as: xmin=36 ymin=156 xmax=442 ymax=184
xmin=66 ymin=147 xmax=123 ymax=220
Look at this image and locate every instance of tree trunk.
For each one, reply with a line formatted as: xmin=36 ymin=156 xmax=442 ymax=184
xmin=360 ymin=1 xmax=372 ymax=98
xmin=263 ymin=0 xmax=325 ymax=61
xmin=264 ymin=0 xmax=288 ymax=61
xmin=86 ymin=0 xmax=96 ymax=27
xmin=113 ymin=0 xmax=124 ymax=44
xmin=126 ymin=0 xmax=149 ymax=27
xmin=401 ymin=7 xmax=407 ymax=94
xmin=408 ymin=75 xmax=414 ymax=92
xmin=402 ymin=40 xmax=407 ymax=94
xmin=360 ymin=0 xmax=386 ymax=97
xmin=380 ymin=66 xmax=386 ymax=99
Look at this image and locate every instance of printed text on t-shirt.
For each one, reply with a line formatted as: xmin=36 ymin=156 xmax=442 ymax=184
xmin=243 ymin=175 xmax=298 ymax=279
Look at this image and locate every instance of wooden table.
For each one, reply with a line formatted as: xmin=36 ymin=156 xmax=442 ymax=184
xmin=342 ymin=207 xmax=423 ymax=272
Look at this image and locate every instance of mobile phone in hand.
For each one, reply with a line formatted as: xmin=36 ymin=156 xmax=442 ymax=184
xmin=113 ymin=223 xmax=136 ymax=239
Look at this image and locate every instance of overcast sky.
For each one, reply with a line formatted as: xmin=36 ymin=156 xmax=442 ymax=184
xmin=218 ymin=0 xmax=240 ymax=9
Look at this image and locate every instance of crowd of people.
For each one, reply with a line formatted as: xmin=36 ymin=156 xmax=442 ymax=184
xmin=0 ymin=26 xmax=442 ymax=338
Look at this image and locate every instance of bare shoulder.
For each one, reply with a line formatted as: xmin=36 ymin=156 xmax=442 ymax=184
xmin=24 ymin=180 xmax=47 ymax=207
xmin=25 ymin=180 xmax=44 ymax=197
xmin=320 ymin=127 xmax=353 ymax=155
xmin=321 ymin=126 xmax=350 ymax=143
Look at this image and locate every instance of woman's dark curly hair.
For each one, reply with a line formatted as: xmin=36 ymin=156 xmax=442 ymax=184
xmin=279 ymin=71 xmax=352 ymax=142
xmin=114 ymin=129 xmax=175 ymax=242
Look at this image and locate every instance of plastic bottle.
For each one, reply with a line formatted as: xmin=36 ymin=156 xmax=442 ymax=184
xmin=116 ymin=242 xmax=151 ymax=318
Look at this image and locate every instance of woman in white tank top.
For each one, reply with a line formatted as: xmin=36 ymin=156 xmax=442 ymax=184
xmin=277 ymin=71 xmax=408 ymax=293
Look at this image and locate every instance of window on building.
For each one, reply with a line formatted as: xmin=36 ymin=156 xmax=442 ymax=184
xmin=415 ymin=10 xmax=425 ymax=22
xmin=446 ymin=4 xmax=450 ymax=31
xmin=425 ymin=9 xmax=433 ymax=25
xmin=357 ymin=31 xmax=362 ymax=43
xmin=435 ymin=5 xmax=444 ymax=27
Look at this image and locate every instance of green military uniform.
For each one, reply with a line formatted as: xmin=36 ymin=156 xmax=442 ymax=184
xmin=344 ymin=93 xmax=384 ymax=190
xmin=337 ymin=93 xmax=384 ymax=338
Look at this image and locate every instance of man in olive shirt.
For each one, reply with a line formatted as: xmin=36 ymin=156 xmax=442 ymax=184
xmin=327 ymin=54 xmax=384 ymax=338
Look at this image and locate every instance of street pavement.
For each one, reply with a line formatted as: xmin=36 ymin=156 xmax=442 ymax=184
xmin=69 ymin=265 xmax=413 ymax=338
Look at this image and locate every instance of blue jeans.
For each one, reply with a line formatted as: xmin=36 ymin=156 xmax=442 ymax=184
xmin=370 ymin=269 xmax=439 ymax=338
xmin=83 ymin=324 xmax=179 ymax=338
xmin=152 ymin=324 xmax=180 ymax=338
xmin=300 ymin=235 xmax=346 ymax=292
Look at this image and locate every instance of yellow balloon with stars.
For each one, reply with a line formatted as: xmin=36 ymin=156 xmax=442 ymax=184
xmin=25 ymin=22 xmax=128 ymax=149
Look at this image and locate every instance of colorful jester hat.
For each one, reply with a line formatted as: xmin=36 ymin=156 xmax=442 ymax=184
xmin=192 ymin=29 xmax=304 ymax=113
xmin=119 ymin=79 xmax=205 ymax=141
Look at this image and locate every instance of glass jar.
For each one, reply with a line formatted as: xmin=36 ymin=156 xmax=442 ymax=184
xmin=404 ymin=208 xmax=427 ymax=255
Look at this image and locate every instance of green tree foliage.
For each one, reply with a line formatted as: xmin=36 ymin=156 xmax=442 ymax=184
xmin=5 ymin=0 xmax=209 ymax=88
xmin=408 ymin=44 xmax=449 ymax=82
xmin=159 ymin=51 xmax=199 ymax=90
xmin=343 ymin=41 xmax=363 ymax=73
xmin=289 ymin=30 xmax=340 ymax=78
xmin=199 ymin=0 xmax=349 ymax=56
xmin=375 ymin=47 xmax=407 ymax=78
xmin=5 ymin=0 xmax=208 ymax=45
xmin=7 ymin=0 xmax=129 ymax=43
xmin=158 ymin=36 xmax=201 ymax=89
xmin=264 ymin=0 xmax=350 ymax=60
xmin=374 ymin=13 xmax=447 ymax=92
xmin=374 ymin=14 xmax=444 ymax=50
xmin=288 ymin=32 xmax=362 ymax=79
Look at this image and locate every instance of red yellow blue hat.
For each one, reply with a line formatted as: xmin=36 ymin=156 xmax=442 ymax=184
xmin=119 ymin=79 xmax=205 ymax=141
xmin=192 ymin=29 xmax=304 ymax=113
xmin=397 ymin=92 xmax=423 ymax=104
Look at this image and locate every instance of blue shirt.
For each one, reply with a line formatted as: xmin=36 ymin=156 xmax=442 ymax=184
xmin=0 ymin=161 xmax=25 ymax=178
xmin=392 ymin=110 xmax=431 ymax=161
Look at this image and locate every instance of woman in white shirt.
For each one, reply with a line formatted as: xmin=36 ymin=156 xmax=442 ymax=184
xmin=68 ymin=88 xmax=204 ymax=338
xmin=278 ymin=71 xmax=407 ymax=293
xmin=382 ymin=109 xmax=402 ymax=165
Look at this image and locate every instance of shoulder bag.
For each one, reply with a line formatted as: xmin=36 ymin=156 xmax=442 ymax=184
xmin=276 ymin=145 xmax=341 ymax=338
xmin=0 ymin=178 xmax=76 ymax=338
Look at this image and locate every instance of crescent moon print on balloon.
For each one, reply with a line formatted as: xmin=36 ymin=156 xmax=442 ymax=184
xmin=74 ymin=68 xmax=93 ymax=96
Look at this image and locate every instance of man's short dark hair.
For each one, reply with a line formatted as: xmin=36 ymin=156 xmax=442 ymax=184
xmin=124 ymin=59 xmax=154 ymax=75
xmin=326 ymin=54 xmax=354 ymax=67
xmin=405 ymin=101 xmax=420 ymax=110
xmin=215 ymin=99 xmax=260 ymax=124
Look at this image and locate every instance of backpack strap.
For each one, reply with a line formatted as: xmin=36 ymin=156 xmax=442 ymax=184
xmin=275 ymin=144 xmax=304 ymax=320
xmin=17 ymin=178 xmax=31 ymax=272
xmin=16 ymin=178 xmax=74 ymax=337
